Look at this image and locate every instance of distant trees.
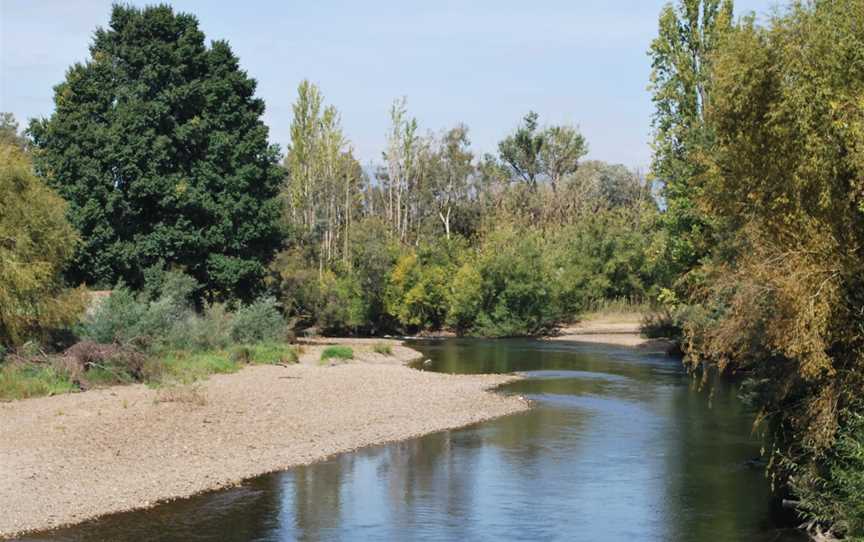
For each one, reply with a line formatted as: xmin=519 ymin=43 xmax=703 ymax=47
xmin=29 ymin=4 xmax=282 ymax=301
xmin=0 ymin=140 xmax=85 ymax=347
xmin=282 ymin=80 xmax=363 ymax=267
xmin=498 ymin=111 xmax=587 ymax=193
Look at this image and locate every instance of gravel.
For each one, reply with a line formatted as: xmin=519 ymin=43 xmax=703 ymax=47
xmin=0 ymin=342 xmax=528 ymax=538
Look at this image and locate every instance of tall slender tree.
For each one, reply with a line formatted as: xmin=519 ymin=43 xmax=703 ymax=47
xmin=648 ymin=0 xmax=733 ymax=279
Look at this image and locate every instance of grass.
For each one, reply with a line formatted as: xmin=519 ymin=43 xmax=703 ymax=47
xmin=576 ymin=297 xmax=654 ymax=323
xmin=372 ymin=342 xmax=393 ymax=355
xmin=0 ymin=341 xmax=299 ymax=401
xmin=0 ymin=362 xmax=78 ymax=401
xmin=230 ymin=342 xmax=298 ymax=365
xmin=320 ymin=345 xmax=354 ymax=362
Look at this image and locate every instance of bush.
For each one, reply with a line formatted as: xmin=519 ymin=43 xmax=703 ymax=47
xmin=0 ymin=361 xmax=76 ymax=401
xmin=59 ymin=341 xmax=146 ymax=383
xmin=320 ymin=346 xmax=353 ymax=361
xmin=230 ymin=296 xmax=286 ymax=343
xmin=450 ymin=226 xmax=560 ymax=337
xmin=79 ymin=270 xmax=199 ymax=348
xmin=372 ymin=342 xmax=393 ymax=356
xmin=165 ymin=303 xmax=232 ymax=351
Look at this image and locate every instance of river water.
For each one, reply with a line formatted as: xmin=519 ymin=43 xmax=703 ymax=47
xmin=24 ymin=339 xmax=806 ymax=541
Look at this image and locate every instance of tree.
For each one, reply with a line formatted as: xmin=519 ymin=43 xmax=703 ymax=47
xmin=0 ymin=113 xmax=27 ymax=150
xmin=662 ymin=0 xmax=864 ymax=535
xmin=648 ymin=0 xmax=733 ymax=279
xmin=29 ymin=5 xmax=282 ymax=301
xmin=430 ymin=125 xmax=474 ymax=239
xmin=0 ymin=144 xmax=85 ymax=347
xmin=498 ymin=111 xmax=544 ymax=188
xmin=539 ymin=125 xmax=587 ymax=192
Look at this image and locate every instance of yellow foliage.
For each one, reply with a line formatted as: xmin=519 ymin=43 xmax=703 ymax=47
xmin=0 ymin=144 xmax=86 ymax=346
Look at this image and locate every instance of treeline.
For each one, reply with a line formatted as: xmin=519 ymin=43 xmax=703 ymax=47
xmin=1 ymin=3 xmax=663 ymax=354
xmin=649 ymin=0 xmax=864 ymax=536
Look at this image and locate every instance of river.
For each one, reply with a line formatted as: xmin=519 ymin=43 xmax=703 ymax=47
xmin=23 ymin=339 xmax=806 ymax=541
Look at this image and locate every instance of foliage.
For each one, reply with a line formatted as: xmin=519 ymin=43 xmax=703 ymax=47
xmin=230 ymin=297 xmax=286 ymax=344
xmin=651 ymin=0 xmax=864 ymax=535
xmin=230 ymin=342 xmax=297 ymax=365
xmin=0 ymin=362 xmax=77 ymax=401
xmin=0 ymin=143 xmax=86 ymax=347
xmin=28 ymin=4 xmax=282 ymax=301
xmin=320 ymin=345 xmax=353 ymax=361
xmin=372 ymin=342 xmax=393 ymax=356
xmin=385 ymin=238 xmax=465 ymax=331
xmin=452 ymin=226 xmax=560 ymax=337
xmin=548 ymin=206 xmax=663 ymax=315
xmin=648 ymin=0 xmax=733 ymax=281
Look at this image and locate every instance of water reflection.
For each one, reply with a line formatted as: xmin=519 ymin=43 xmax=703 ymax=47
xmin=25 ymin=339 xmax=807 ymax=542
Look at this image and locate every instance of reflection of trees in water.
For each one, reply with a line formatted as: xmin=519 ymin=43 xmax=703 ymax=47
xmin=289 ymin=454 xmax=353 ymax=539
xmin=661 ymin=374 xmax=776 ymax=542
xmin=32 ymin=474 xmax=285 ymax=542
xmin=381 ymin=430 xmax=479 ymax=525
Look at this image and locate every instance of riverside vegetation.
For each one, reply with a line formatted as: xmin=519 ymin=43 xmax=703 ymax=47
xmin=1 ymin=0 xmax=863 ymax=538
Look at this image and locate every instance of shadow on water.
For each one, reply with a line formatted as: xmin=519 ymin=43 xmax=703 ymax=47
xmin=23 ymin=339 xmax=808 ymax=542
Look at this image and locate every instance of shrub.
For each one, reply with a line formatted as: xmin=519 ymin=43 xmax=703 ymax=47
xmin=59 ymin=341 xmax=146 ymax=383
xmin=0 ymin=143 xmax=87 ymax=348
xmin=372 ymin=342 xmax=393 ymax=356
xmin=165 ymin=303 xmax=232 ymax=351
xmin=320 ymin=346 xmax=353 ymax=361
xmin=0 ymin=362 xmax=76 ymax=401
xmin=231 ymin=297 xmax=285 ymax=343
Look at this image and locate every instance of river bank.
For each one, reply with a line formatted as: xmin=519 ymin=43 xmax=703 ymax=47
xmin=547 ymin=314 xmax=675 ymax=353
xmin=0 ymin=341 xmax=529 ymax=539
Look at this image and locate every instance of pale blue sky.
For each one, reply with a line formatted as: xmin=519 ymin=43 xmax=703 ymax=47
xmin=1 ymin=0 xmax=777 ymax=169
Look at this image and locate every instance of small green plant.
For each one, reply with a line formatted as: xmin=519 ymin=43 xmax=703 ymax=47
xmin=320 ymin=345 xmax=353 ymax=362
xmin=372 ymin=342 xmax=393 ymax=356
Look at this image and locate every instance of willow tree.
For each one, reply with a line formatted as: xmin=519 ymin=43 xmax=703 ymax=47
xmin=648 ymin=0 xmax=733 ymax=280
xmin=29 ymin=5 xmax=282 ymax=301
xmin=0 ymin=144 xmax=85 ymax=347
xmin=680 ymin=1 xmax=864 ymax=535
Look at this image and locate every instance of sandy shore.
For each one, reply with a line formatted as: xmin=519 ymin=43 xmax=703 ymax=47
xmin=548 ymin=317 xmax=674 ymax=352
xmin=0 ymin=341 xmax=529 ymax=539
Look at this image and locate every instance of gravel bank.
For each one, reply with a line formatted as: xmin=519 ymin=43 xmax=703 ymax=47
xmin=0 ymin=342 xmax=528 ymax=538
xmin=548 ymin=318 xmax=674 ymax=352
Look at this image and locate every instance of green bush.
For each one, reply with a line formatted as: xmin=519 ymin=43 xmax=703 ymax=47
xmin=230 ymin=296 xmax=286 ymax=343
xmin=0 ymin=362 xmax=76 ymax=401
xmin=79 ymin=287 xmax=148 ymax=345
xmin=372 ymin=342 xmax=393 ymax=356
xmin=165 ymin=303 xmax=232 ymax=351
xmin=320 ymin=346 xmax=353 ymax=361
xmin=449 ymin=226 xmax=560 ymax=337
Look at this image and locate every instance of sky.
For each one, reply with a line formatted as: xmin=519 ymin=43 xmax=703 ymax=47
xmin=1 ymin=0 xmax=777 ymax=170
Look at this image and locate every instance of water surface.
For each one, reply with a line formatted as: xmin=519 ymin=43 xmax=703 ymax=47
xmin=24 ymin=339 xmax=806 ymax=541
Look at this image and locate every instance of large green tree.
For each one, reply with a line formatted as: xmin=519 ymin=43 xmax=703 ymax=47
xmin=30 ymin=4 xmax=282 ymax=301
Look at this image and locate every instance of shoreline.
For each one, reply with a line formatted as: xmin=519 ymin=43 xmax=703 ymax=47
xmin=546 ymin=318 xmax=676 ymax=353
xmin=0 ymin=341 xmax=529 ymax=539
